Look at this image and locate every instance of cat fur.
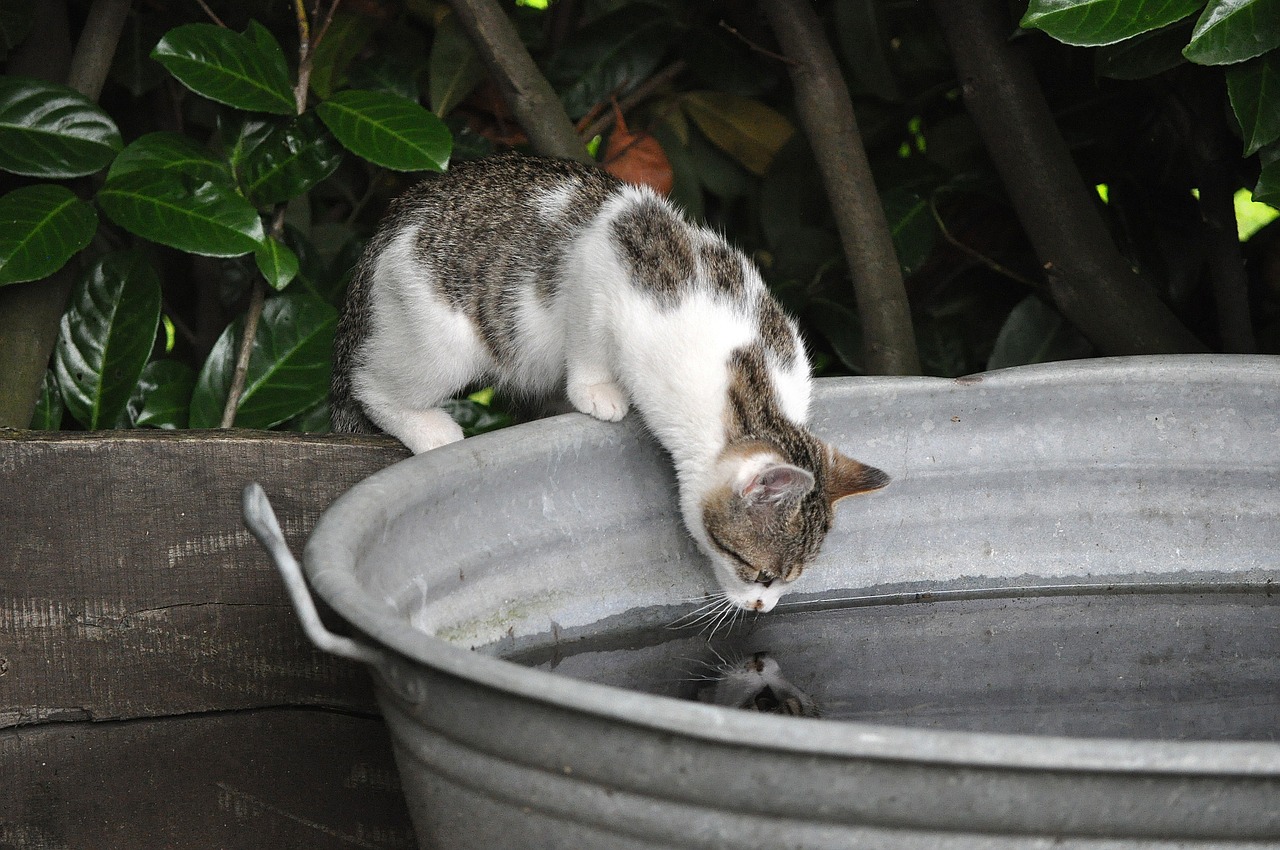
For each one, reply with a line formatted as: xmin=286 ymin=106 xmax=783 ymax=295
xmin=332 ymin=153 xmax=889 ymax=611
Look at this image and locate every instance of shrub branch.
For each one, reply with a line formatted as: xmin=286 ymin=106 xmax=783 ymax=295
xmin=927 ymin=0 xmax=1207 ymax=355
xmin=762 ymin=0 xmax=921 ymax=376
xmin=445 ymin=0 xmax=590 ymax=162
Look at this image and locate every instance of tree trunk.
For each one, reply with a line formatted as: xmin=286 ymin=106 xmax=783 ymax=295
xmin=763 ymin=0 xmax=921 ymax=376
xmin=928 ymin=0 xmax=1207 ymax=355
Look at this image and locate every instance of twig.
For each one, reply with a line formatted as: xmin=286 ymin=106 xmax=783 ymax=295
xmin=446 ymin=0 xmax=590 ymax=162
xmin=219 ymin=279 xmax=266 ymax=428
xmin=762 ymin=0 xmax=920 ymax=375
xmin=221 ymin=1 xmax=329 ymax=428
xmin=928 ymin=197 xmax=1040 ymax=291
xmin=718 ymin=19 xmax=799 ymax=67
xmin=579 ymin=60 xmax=687 ymax=142
xmin=194 ymin=0 xmax=227 ymax=28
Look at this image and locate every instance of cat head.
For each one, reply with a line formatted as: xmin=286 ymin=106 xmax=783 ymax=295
xmin=697 ymin=438 xmax=889 ymax=612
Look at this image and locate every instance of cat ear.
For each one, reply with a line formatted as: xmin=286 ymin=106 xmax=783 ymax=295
xmin=825 ymin=448 xmax=891 ymax=503
xmin=740 ymin=462 xmax=815 ymax=505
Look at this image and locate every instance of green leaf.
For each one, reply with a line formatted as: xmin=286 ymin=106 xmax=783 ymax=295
xmin=987 ymin=294 xmax=1094 ymax=370
xmin=316 ymin=89 xmax=451 ymax=172
xmin=348 ymin=49 xmax=426 ymax=102
xmin=429 ymin=11 xmax=485 ymax=117
xmin=1184 ymin=0 xmax=1280 ymax=64
xmin=0 ymin=76 xmax=122 ymax=178
xmin=189 ymin=293 xmax=338 ymax=429
xmin=107 ymin=131 xmax=232 ymax=184
xmin=125 ymin=359 xmax=196 ymax=429
xmin=0 ymin=184 xmax=97 ymax=286
xmin=882 ymin=188 xmax=937 ymax=277
xmin=1095 ymin=19 xmax=1194 ymax=79
xmin=97 ymin=169 xmax=266 ymax=258
xmin=309 ymin=10 xmax=380 ymax=100
xmin=1020 ymin=0 xmax=1203 ymax=46
xmin=29 ymin=369 xmax=64 ymax=430
xmin=54 ymin=251 xmax=162 ymax=429
xmin=679 ymin=91 xmax=794 ymax=175
xmin=255 ymin=236 xmax=300 ymax=291
xmin=1226 ymin=52 xmax=1280 ymax=155
xmin=547 ymin=5 xmax=671 ymax=119
xmin=441 ymin=397 xmax=514 ymax=437
xmin=151 ymin=22 xmax=295 ymax=114
xmin=1254 ymin=142 xmax=1280 ymax=206
xmin=238 ymin=111 xmax=343 ymax=206
xmin=0 ymin=3 xmax=34 ymax=58
xmin=808 ymin=297 xmax=864 ymax=374
xmin=834 ymin=0 xmax=902 ymax=101
xmin=110 ymin=11 xmax=167 ymax=98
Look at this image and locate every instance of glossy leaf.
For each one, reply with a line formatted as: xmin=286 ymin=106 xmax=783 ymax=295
xmin=680 ymin=91 xmax=794 ymax=175
xmin=0 ymin=184 xmax=97 ymax=286
xmin=255 ymin=235 xmax=300 ymax=291
xmin=309 ymin=10 xmax=380 ymax=99
xmin=126 ymin=359 xmax=196 ymax=429
xmin=54 ymin=251 xmax=162 ymax=429
xmin=0 ymin=4 xmax=33 ymax=58
xmin=316 ymin=89 xmax=451 ymax=171
xmin=1020 ymin=0 xmax=1203 ymax=46
xmin=808 ymin=297 xmax=865 ymax=374
xmin=834 ymin=0 xmax=902 ymax=101
xmin=151 ymin=22 xmax=295 ymax=114
xmin=110 ymin=11 xmax=167 ymax=98
xmin=987 ymin=295 xmax=1094 ymax=370
xmin=348 ymin=50 xmax=425 ymax=102
xmin=1184 ymin=0 xmax=1280 ymax=64
xmin=429 ymin=11 xmax=485 ymax=117
xmin=29 ymin=370 xmax=63 ymax=430
xmin=0 ymin=76 xmax=122 ymax=178
xmin=107 ymin=131 xmax=232 ymax=184
xmin=97 ymin=169 xmax=265 ymax=258
xmin=1254 ymin=142 xmax=1280 ymax=206
xmin=238 ymin=112 xmax=343 ymax=206
xmin=1226 ymin=52 xmax=1280 ymax=155
xmin=1095 ymin=19 xmax=1194 ymax=79
xmin=189 ymin=293 xmax=338 ymax=429
xmin=882 ymin=188 xmax=936 ymax=277
xmin=442 ymin=397 xmax=514 ymax=437
xmin=547 ymin=6 xmax=671 ymax=119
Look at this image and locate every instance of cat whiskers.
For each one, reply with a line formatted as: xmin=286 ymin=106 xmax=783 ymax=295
xmin=665 ymin=592 xmax=746 ymax=640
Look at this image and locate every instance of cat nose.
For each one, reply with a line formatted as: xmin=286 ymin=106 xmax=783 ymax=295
xmin=754 ymin=576 xmax=774 ymax=588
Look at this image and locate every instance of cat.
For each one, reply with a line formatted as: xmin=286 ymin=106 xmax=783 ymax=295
xmin=331 ymin=152 xmax=889 ymax=612
xmin=698 ymin=651 xmax=820 ymax=717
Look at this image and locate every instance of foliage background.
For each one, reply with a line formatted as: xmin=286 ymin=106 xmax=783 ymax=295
xmin=1 ymin=0 xmax=1277 ymax=437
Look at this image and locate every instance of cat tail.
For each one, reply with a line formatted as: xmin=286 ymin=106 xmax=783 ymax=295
xmin=329 ymin=235 xmax=381 ymax=436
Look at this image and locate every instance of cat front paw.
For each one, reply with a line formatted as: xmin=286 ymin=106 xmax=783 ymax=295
xmin=568 ymin=380 xmax=630 ymax=422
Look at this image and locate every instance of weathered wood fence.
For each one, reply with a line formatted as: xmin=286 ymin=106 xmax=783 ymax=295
xmin=1 ymin=431 xmax=416 ymax=849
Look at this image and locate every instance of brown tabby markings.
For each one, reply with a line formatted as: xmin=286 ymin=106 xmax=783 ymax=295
xmin=697 ymin=240 xmax=745 ymax=299
xmin=610 ymin=198 xmax=695 ymax=303
xmin=756 ymin=295 xmax=797 ymax=362
xmin=703 ymin=345 xmax=890 ymax=585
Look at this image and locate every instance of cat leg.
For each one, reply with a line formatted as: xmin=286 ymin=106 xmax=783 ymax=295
xmin=365 ymin=403 xmax=464 ymax=454
xmin=565 ymin=340 xmax=630 ymax=422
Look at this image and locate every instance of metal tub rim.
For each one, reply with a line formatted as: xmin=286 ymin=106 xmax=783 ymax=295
xmin=303 ymin=354 xmax=1280 ymax=780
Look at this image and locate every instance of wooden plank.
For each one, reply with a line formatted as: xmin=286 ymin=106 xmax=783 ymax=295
xmin=1 ymin=709 xmax=416 ymax=849
xmin=0 ymin=431 xmax=416 ymax=847
xmin=0 ymin=430 xmax=409 ymax=724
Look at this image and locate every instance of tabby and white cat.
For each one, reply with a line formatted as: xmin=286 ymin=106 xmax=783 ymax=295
xmin=332 ymin=153 xmax=889 ymax=612
xmin=700 ymin=651 xmax=820 ymax=717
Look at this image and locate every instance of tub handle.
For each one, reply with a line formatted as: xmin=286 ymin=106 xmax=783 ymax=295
xmin=242 ymin=482 xmax=386 ymax=666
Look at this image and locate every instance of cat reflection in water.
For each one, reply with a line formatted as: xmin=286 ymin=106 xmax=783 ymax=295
xmin=697 ymin=651 xmax=820 ymax=718
xmin=331 ymin=154 xmax=889 ymax=612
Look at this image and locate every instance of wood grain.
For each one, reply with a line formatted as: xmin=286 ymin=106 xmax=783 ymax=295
xmin=0 ymin=430 xmax=415 ymax=848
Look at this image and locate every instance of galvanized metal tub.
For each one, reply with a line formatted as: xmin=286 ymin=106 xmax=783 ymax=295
xmin=246 ymin=355 xmax=1280 ymax=848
